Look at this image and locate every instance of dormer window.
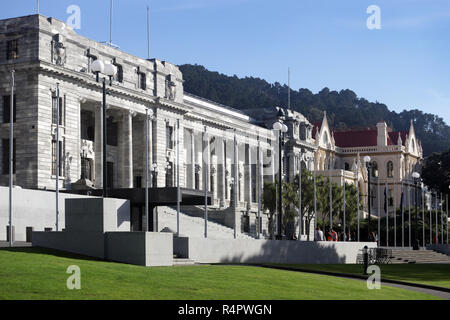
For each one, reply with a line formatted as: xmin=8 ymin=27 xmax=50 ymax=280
xmin=113 ymin=62 xmax=123 ymax=83
xmin=87 ymin=52 xmax=97 ymax=73
xmin=137 ymin=68 xmax=146 ymax=90
xmin=7 ymin=40 xmax=18 ymax=60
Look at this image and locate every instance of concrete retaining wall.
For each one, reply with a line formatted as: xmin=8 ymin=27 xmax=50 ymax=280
xmin=174 ymin=237 xmax=377 ymax=264
xmin=105 ymin=232 xmax=173 ymax=267
xmin=0 ymin=186 xmax=98 ymax=241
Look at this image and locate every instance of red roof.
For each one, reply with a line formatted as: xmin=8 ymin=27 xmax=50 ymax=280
xmin=332 ymin=128 xmax=408 ymax=148
xmin=333 ymin=130 xmax=378 ymax=148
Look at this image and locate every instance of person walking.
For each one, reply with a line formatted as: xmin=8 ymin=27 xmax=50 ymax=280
xmin=314 ymin=226 xmax=324 ymax=241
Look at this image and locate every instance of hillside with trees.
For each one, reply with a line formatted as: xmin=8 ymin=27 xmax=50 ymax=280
xmin=179 ymin=64 xmax=450 ymax=157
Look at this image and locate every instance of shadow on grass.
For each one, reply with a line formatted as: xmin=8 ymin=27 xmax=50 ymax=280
xmin=0 ymin=246 xmax=104 ymax=263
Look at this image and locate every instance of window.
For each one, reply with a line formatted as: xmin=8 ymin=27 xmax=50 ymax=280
xmin=323 ymin=132 xmax=328 ymax=145
xmin=137 ymin=70 xmax=146 ymax=90
xmin=344 ymin=162 xmax=350 ymax=171
xmin=3 ymin=95 xmax=16 ymax=123
xmin=387 ymin=161 xmax=394 ymax=178
xmin=166 ymin=161 xmax=173 ymax=187
xmin=52 ymin=95 xmax=65 ymax=126
xmin=166 ymin=125 xmax=173 ymax=149
xmin=51 ymin=139 xmax=65 ymax=177
xmin=388 ymin=189 xmax=394 ymax=206
xmin=372 ymin=161 xmax=378 ymax=178
xmin=106 ymin=118 xmax=118 ymax=146
xmin=135 ymin=176 xmax=142 ymax=188
xmin=2 ymin=139 xmax=16 ymax=174
xmin=7 ymin=40 xmax=19 ymax=60
xmin=87 ymin=52 xmax=97 ymax=74
xmin=243 ymin=215 xmax=250 ymax=233
xmin=114 ymin=63 xmax=123 ymax=83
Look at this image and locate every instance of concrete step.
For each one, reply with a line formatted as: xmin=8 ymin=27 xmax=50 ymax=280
xmin=173 ymin=258 xmax=196 ymax=266
xmin=158 ymin=206 xmax=255 ymax=240
xmin=388 ymin=249 xmax=450 ymax=264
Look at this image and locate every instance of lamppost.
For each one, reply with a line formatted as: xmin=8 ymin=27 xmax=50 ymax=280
xmin=150 ymin=163 xmax=158 ymax=188
xmin=91 ymin=59 xmax=117 ymax=197
xmin=364 ymin=155 xmax=372 ymax=241
xmin=273 ymin=121 xmax=288 ymax=240
xmin=412 ymin=171 xmax=421 ymax=250
xmin=80 ymin=145 xmax=89 ymax=180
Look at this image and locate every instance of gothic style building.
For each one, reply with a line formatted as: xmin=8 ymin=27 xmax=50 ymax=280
xmin=0 ymin=15 xmax=423 ymax=240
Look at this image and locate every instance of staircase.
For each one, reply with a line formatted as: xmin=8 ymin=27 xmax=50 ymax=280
xmin=158 ymin=206 xmax=254 ymax=240
xmin=389 ymin=249 xmax=450 ymax=264
xmin=173 ymin=254 xmax=196 ymax=266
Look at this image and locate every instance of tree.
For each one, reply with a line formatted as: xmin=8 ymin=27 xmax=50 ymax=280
xmin=422 ymin=148 xmax=450 ymax=194
xmin=179 ymin=64 xmax=450 ymax=157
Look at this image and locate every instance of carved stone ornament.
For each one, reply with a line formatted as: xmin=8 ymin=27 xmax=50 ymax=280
xmin=165 ymin=75 xmax=177 ymax=100
xmin=52 ymin=39 xmax=66 ymax=67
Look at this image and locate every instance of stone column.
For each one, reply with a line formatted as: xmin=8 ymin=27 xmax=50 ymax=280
xmin=190 ymin=129 xmax=195 ymax=189
xmin=152 ymin=116 xmax=167 ymax=187
xmin=123 ymin=111 xmax=133 ymax=188
xmin=218 ymin=137 xmax=226 ymax=206
xmin=245 ymin=144 xmax=253 ymax=205
xmin=94 ymin=105 xmax=103 ymax=188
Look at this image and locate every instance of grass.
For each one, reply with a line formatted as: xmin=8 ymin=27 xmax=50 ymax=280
xmin=0 ymin=247 xmax=442 ymax=300
xmin=271 ymin=264 xmax=450 ymax=289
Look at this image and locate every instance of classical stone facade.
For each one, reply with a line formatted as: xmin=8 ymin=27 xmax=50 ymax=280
xmin=311 ymin=112 xmax=423 ymax=219
xmin=0 ymin=15 xmax=291 ymax=239
xmin=0 ymin=14 xmax=423 ymax=240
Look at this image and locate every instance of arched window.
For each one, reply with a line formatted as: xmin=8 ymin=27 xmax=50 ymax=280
xmin=323 ymin=132 xmax=328 ymax=145
xmin=411 ymin=139 xmax=416 ymax=152
xmin=344 ymin=162 xmax=350 ymax=171
xmin=387 ymin=161 xmax=394 ymax=178
xmin=372 ymin=161 xmax=378 ymax=178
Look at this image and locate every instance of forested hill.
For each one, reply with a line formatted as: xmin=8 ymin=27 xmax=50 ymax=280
xmin=179 ymin=64 xmax=450 ymax=157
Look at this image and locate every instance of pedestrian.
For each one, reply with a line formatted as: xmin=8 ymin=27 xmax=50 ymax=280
xmin=314 ymin=226 xmax=324 ymax=241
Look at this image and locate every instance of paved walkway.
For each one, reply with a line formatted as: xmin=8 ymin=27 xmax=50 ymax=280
xmin=0 ymin=241 xmax=32 ymax=248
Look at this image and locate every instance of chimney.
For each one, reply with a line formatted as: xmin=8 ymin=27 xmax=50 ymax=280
xmin=377 ymin=121 xmax=387 ymax=146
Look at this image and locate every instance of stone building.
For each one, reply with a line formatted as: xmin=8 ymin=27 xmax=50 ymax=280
xmin=312 ymin=112 xmax=423 ymax=219
xmin=0 ymin=14 xmax=423 ymax=241
xmin=0 ymin=14 xmax=300 ymax=239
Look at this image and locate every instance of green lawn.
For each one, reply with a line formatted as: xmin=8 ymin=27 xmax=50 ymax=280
xmin=0 ymin=248 xmax=442 ymax=300
xmin=271 ymin=264 xmax=450 ymax=289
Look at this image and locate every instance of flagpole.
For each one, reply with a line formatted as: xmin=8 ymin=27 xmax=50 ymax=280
xmin=298 ymin=152 xmax=302 ymax=240
xmin=447 ymin=193 xmax=449 ymax=245
xmin=385 ymin=179 xmax=388 ymax=247
xmin=233 ymin=130 xmax=237 ymax=239
xmin=177 ymin=119 xmax=180 ymax=237
xmin=401 ymin=181 xmax=404 ymax=247
xmin=37 ymin=0 xmax=39 ymax=14
xmin=441 ymin=193 xmax=444 ymax=244
xmin=329 ymin=158 xmax=332 ymax=230
xmin=204 ymin=126 xmax=208 ymax=238
xmin=393 ymin=179 xmax=397 ymax=247
xmin=55 ymin=83 xmax=60 ymax=231
xmin=377 ymin=177 xmax=380 ymax=246
xmin=422 ymin=188 xmax=425 ymax=247
xmin=408 ymin=182 xmax=411 ymax=247
xmin=429 ymin=192 xmax=432 ymax=245
xmin=147 ymin=5 xmax=150 ymax=59
xmin=257 ymin=137 xmax=261 ymax=239
xmin=343 ymin=176 xmax=346 ymax=241
xmin=8 ymin=70 xmax=15 ymax=247
xmin=356 ymin=156 xmax=360 ymax=242
xmin=435 ymin=193 xmax=438 ymax=244
xmin=145 ymin=109 xmax=149 ymax=231
xmin=313 ymin=153 xmax=317 ymax=232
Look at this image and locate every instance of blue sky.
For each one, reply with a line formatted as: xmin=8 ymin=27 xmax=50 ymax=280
xmin=2 ymin=0 xmax=449 ymax=124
